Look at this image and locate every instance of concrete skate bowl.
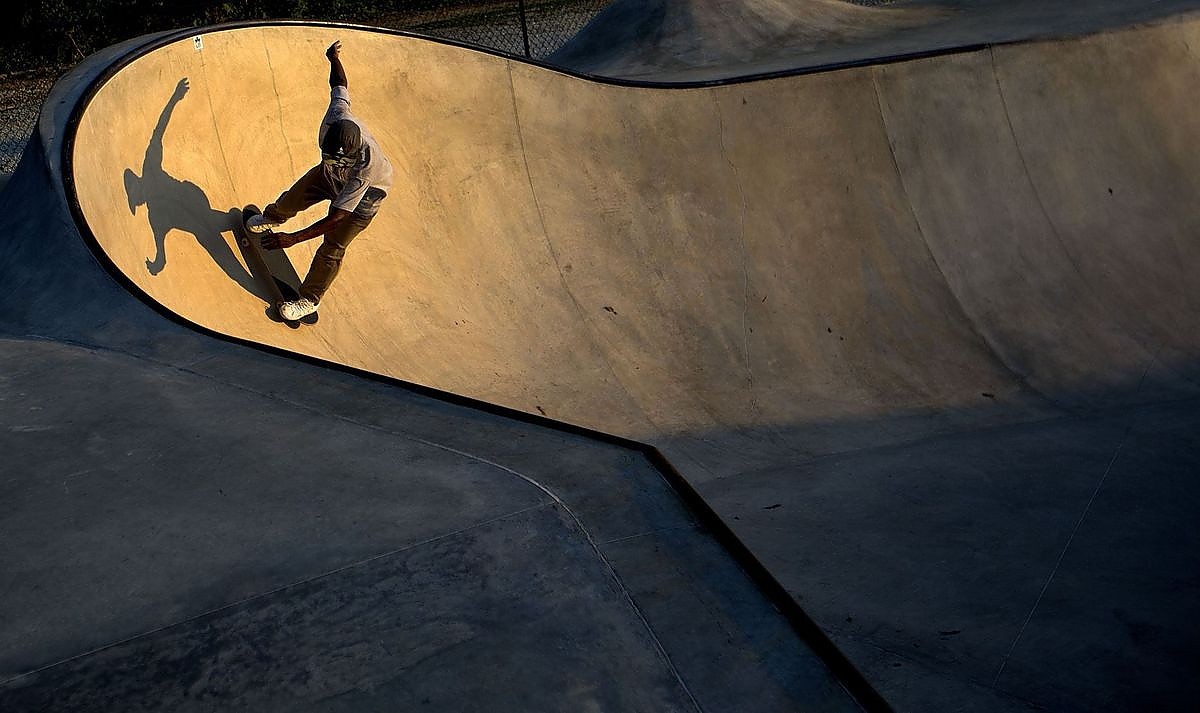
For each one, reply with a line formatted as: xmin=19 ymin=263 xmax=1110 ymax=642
xmin=64 ymin=20 xmax=1200 ymax=712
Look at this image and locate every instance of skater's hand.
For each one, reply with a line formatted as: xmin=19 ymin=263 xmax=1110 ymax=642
xmin=260 ymin=232 xmax=297 ymax=250
xmin=326 ymin=40 xmax=347 ymax=88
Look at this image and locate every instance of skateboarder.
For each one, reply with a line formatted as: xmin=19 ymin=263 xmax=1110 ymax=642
xmin=246 ymin=39 xmax=393 ymax=321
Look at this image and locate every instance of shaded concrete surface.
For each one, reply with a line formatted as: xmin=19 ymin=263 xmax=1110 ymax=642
xmin=0 ymin=337 xmax=863 ymax=712
xmin=5 ymin=10 xmax=1200 ymax=713
xmin=703 ymin=397 xmax=1200 ymax=712
xmin=0 ymin=306 xmax=859 ymax=708
xmin=0 ymin=41 xmax=863 ymax=713
xmin=551 ymin=0 xmax=1200 ymax=80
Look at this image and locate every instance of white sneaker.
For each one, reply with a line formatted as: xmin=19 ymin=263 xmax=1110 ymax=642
xmin=279 ymin=297 xmax=318 ymax=321
xmin=247 ymin=213 xmax=283 ymax=234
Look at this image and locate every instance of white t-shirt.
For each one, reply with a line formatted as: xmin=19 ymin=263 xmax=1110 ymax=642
xmin=319 ymin=85 xmax=394 ymax=213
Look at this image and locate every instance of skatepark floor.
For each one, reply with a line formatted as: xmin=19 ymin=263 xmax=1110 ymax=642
xmin=0 ymin=333 xmax=861 ymax=712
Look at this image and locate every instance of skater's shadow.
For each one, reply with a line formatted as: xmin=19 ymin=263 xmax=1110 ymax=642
xmin=123 ymin=78 xmax=268 ymax=302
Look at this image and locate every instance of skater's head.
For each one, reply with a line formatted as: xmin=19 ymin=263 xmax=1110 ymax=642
xmin=321 ymin=119 xmax=362 ymax=168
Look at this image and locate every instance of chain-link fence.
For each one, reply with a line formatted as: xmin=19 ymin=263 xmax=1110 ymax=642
xmin=0 ymin=0 xmax=610 ymax=174
xmin=392 ymin=0 xmax=610 ymax=58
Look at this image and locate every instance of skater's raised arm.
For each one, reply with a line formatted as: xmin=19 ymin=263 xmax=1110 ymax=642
xmin=327 ymin=41 xmax=347 ymax=89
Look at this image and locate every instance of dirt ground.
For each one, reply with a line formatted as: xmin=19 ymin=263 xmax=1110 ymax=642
xmin=0 ymin=67 xmax=63 ymax=173
xmin=0 ymin=67 xmax=63 ymax=110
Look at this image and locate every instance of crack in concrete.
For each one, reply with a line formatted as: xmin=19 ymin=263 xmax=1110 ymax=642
xmin=262 ymin=38 xmax=297 ymax=178
xmin=197 ymin=52 xmax=238 ymax=199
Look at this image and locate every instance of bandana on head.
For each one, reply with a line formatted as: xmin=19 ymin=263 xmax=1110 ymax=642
xmin=321 ymin=119 xmax=362 ymax=168
xmin=322 ymin=152 xmax=359 ymax=169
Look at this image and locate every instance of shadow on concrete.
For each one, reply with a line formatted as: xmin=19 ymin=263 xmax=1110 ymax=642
xmin=656 ymin=364 xmax=1200 ymax=713
xmin=122 ymin=78 xmax=262 ymax=301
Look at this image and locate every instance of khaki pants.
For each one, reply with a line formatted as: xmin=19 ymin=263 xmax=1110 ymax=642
xmin=263 ymin=163 xmax=385 ymax=303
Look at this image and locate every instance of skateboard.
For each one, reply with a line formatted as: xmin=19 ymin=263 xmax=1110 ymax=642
xmin=234 ymin=204 xmax=318 ymax=327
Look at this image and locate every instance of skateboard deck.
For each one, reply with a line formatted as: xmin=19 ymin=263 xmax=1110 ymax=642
xmin=234 ymin=204 xmax=318 ymax=327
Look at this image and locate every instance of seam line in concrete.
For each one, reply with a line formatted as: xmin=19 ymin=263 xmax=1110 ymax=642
xmin=987 ymin=46 xmax=1092 ymax=297
xmin=600 ymin=523 xmax=700 ymax=546
xmin=713 ymin=91 xmax=758 ymax=418
xmin=992 ymin=424 xmax=1130 ymax=686
xmin=992 ymin=344 xmax=1158 ymax=684
xmin=501 ymin=62 xmax=657 ymax=434
xmin=987 ymin=46 xmax=1177 ymax=389
xmin=868 ymin=64 xmax=1050 ymax=409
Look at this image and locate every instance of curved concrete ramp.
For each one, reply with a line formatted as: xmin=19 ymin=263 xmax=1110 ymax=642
xmin=73 ymin=23 xmax=1200 ymax=459
xmin=50 ymin=17 xmax=1200 ymax=713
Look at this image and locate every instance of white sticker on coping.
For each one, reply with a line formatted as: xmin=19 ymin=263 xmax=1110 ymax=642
xmin=193 ymin=36 xmax=204 ymax=52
